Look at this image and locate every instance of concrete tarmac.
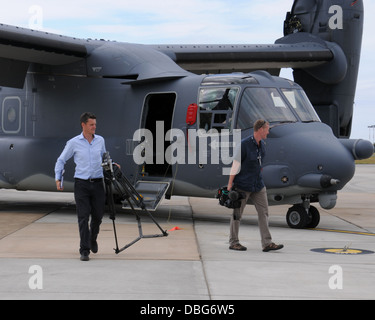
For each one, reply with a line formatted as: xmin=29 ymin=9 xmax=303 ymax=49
xmin=0 ymin=165 xmax=374 ymax=300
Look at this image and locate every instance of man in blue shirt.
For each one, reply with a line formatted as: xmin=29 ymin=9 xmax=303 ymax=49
xmin=55 ymin=112 xmax=106 ymax=261
xmin=227 ymin=119 xmax=283 ymax=252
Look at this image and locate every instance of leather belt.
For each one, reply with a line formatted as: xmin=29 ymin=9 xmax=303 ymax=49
xmin=75 ymin=178 xmax=103 ymax=183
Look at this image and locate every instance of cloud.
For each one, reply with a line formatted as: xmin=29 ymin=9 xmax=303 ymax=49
xmin=0 ymin=0 xmax=372 ymax=140
xmin=0 ymin=0 xmax=291 ymax=43
xmin=80 ymin=0 xmax=290 ymax=44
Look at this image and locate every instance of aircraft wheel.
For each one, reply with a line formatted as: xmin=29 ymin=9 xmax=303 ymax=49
xmin=286 ymin=205 xmax=308 ymax=229
xmin=305 ymin=205 xmax=320 ymax=228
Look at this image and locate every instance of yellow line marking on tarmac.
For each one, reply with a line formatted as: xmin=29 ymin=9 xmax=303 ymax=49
xmin=310 ymin=228 xmax=375 ymax=236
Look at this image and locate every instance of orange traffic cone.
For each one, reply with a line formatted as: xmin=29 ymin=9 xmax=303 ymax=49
xmin=168 ymin=226 xmax=182 ymax=231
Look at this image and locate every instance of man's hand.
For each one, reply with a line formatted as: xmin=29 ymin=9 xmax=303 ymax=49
xmin=56 ymin=180 xmax=64 ymax=191
xmin=227 ymin=160 xmax=240 ymax=191
xmin=227 ymin=181 xmax=233 ymax=191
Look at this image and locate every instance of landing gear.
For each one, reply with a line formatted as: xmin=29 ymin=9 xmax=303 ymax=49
xmin=286 ymin=201 xmax=320 ymax=229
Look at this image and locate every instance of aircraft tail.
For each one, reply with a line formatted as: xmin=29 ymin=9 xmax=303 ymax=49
xmin=279 ymin=0 xmax=364 ymax=138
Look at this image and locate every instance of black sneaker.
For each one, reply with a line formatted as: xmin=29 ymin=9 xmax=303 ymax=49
xmin=80 ymin=251 xmax=90 ymax=261
xmin=91 ymin=240 xmax=98 ymax=254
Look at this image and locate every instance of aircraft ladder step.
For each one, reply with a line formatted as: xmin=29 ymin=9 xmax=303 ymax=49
xmin=122 ymin=181 xmax=170 ymax=211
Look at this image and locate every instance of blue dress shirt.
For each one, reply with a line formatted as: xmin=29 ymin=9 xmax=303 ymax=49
xmin=55 ymin=133 xmax=106 ymax=181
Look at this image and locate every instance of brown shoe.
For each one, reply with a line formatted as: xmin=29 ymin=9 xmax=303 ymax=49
xmin=229 ymin=243 xmax=247 ymax=251
xmin=263 ymin=243 xmax=284 ymax=252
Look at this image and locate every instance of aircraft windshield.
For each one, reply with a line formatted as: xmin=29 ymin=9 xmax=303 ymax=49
xmin=237 ymin=87 xmax=321 ymax=129
xmin=281 ymin=88 xmax=320 ymax=122
xmin=237 ymin=87 xmax=297 ymax=130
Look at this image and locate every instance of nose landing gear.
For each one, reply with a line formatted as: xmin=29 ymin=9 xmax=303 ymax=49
xmin=286 ymin=198 xmax=320 ymax=229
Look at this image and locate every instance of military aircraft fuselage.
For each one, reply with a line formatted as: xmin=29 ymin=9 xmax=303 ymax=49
xmin=0 ymin=0 xmax=373 ymax=229
xmin=0 ymin=68 xmax=372 ymax=214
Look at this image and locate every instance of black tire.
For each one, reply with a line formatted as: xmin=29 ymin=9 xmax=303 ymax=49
xmin=305 ymin=205 xmax=320 ymax=228
xmin=286 ymin=205 xmax=308 ymax=229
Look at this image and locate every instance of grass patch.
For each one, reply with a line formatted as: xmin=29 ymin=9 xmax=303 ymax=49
xmin=356 ymin=155 xmax=375 ymax=164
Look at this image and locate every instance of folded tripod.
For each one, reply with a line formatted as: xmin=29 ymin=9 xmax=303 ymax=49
xmin=102 ymin=152 xmax=168 ymax=254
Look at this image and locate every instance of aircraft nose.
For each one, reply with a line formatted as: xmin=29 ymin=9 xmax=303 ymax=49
xmin=265 ymin=123 xmax=361 ymax=195
xmin=292 ymin=130 xmax=357 ymax=190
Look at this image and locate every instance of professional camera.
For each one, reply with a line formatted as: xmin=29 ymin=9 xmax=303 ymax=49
xmin=216 ymin=186 xmax=244 ymax=209
xmin=102 ymin=152 xmax=113 ymax=172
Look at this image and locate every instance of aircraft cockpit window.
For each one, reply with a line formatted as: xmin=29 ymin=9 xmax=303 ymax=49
xmin=198 ymin=87 xmax=238 ymax=133
xmin=237 ymin=87 xmax=297 ymax=130
xmin=281 ymin=89 xmax=321 ymax=122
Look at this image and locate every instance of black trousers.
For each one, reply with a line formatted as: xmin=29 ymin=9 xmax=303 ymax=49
xmin=74 ymin=179 xmax=106 ymax=254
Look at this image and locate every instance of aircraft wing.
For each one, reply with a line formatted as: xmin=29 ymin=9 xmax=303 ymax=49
xmin=0 ymin=23 xmax=88 ymax=87
xmin=0 ymin=23 xmax=87 ymax=64
xmin=0 ymin=23 xmax=341 ymax=88
xmin=151 ymin=33 xmax=334 ymax=75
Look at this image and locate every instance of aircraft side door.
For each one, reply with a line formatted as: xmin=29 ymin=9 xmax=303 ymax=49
xmin=137 ymin=92 xmax=177 ymax=178
xmin=182 ymin=87 xmax=240 ymax=193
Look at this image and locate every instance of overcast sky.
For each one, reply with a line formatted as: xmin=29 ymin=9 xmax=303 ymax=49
xmin=0 ymin=0 xmax=373 ymax=141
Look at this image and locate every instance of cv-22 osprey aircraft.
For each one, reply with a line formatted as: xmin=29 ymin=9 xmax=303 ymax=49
xmin=0 ymin=0 xmax=373 ymax=229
